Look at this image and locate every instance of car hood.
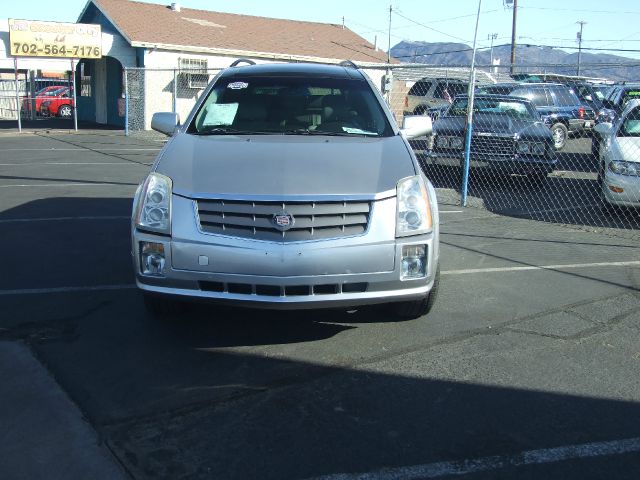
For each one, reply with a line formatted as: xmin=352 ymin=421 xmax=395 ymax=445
xmin=435 ymin=115 xmax=548 ymax=137
xmin=613 ymin=137 xmax=640 ymax=163
xmin=155 ymin=133 xmax=416 ymax=198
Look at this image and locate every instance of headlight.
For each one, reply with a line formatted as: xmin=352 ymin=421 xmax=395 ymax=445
xmin=435 ymin=136 xmax=450 ymax=148
xmin=609 ymin=161 xmax=640 ymax=176
xmin=517 ymin=141 xmax=546 ymax=155
xmin=435 ymin=136 xmax=463 ymax=149
xmin=396 ymin=176 xmax=433 ymax=237
xmin=532 ymin=142 xmax=546 ymax=155
xmin=516 ymin=142 xmax=530 ymax=154
xmin=450 ymin=137 xmax=464 ymax=149
xmin=134 ymin=172 xmax=173 ymax=234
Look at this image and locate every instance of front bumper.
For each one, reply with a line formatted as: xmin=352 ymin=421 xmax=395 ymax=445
xmin=425 ymin=152 xmax=557 ymax=174
xmin=133 ymin=195 xmax=439 ymax=310
xmin=603 ymin=171 xmax=640 ymax=207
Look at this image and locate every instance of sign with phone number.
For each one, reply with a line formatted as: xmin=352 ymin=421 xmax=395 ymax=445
xmin=8 ymin=19 xmax=102 ymax=59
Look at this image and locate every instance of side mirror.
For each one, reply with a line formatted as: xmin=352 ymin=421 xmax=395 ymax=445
xmin=151 ymin=112 xmax=180 ymax=136
xmin=400 ymin=115 xmax=432 ymax=139
xmin=594 ymin=122 xmax=613 ymax=135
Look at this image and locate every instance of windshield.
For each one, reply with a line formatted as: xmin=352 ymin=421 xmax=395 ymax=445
xmin=189 ymin=76 xmax=393 ymax=137
xmin=446 ymin=97 xmax=537 ymax=120
xmin=622 ymin=90 xmax=640 ymax=108
xmin=620 ymin=107 xmax=640 ymax=137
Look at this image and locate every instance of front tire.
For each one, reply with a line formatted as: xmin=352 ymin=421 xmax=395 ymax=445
xmin=58 ymin=104 xmax=72 ymax=118
xmin=551 ymin=123 xmax=568 ymax=150
xmin=390 ymin=268 xmax=440 ymax=320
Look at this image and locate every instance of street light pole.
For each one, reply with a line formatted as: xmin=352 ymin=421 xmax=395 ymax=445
xmin=510 ymin=0 xmax=518 ymax=75
xmin=387 ymin=4 xmax=392 ymax=64
xmin=576 ymin=21 xmax=586 ymax=77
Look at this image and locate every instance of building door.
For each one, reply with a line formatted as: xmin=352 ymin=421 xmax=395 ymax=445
xmin=94 ymin=58 xmax=107 ymax=124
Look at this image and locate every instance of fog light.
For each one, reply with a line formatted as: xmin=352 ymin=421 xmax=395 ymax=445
xmin=401 ymin=244 xmax=427 ymax=279
xmin=140 ymin=242 xmax=165 ymax=276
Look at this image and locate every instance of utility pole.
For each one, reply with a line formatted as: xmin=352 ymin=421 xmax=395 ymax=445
xmin=488 ymin=33 xmax=498 ymax=66
xmin=576 ymin=21 xmax=586 ymax=77
xmin=509 ymin=0 xmax=518 ymax=75
xmin=387 ymin=5 xmax=392 ymax=64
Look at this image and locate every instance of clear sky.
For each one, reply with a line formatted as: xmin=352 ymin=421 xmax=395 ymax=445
xmin=4 ymin=0 xmax=640 ymax=58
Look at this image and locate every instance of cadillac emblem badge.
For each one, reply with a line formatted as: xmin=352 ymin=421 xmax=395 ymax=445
xmin=272 ymin=212 xmax=294 ymax=231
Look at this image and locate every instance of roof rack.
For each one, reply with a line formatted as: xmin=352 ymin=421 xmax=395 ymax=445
xmin=339 ymin=60 xmax=359 ymax=69
xmin=229 ymin=58 xmax=256 ymax=67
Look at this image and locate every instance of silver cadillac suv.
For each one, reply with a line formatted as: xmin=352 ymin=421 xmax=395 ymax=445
xmin=132 ymin=61 xmax=439 ymax=319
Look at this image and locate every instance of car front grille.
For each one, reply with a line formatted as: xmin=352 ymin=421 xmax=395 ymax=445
xmin=471 ymin=136 xmax=514 ymax=155
xmin=196 ymin=199 xmax=371 ymax=242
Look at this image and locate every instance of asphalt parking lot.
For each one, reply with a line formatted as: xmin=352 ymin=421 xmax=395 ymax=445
xmin=1 ymin=129 xmax=640 ymax=479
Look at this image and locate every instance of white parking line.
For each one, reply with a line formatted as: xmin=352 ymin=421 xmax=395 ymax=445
xmin=0 ymin=216 xmax=129 ymax=224
xmin=0 ymin=162 xmax=151 ymax=166
xmin=0 ymin=284 xmax=136 ymax=296
xmin=2 ymin=148 xmax=160 ymax=151
xmin=0 ymin=183 xmax=133 ymax=188
xmin=308 ymin=436 xmax=640 ymax=480
xmin=443 ymin=260 xmax=640 ymax=275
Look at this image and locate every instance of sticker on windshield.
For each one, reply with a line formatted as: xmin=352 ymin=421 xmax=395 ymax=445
xmin=342 ymin=127 xmax=377 ymax=136
xmin=228 ymin=82 xmax=249 ymax=90
xmin=202 ymin=103 xmax=239 ymax=126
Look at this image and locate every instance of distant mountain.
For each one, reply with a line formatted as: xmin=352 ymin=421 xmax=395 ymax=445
xmin=390 ymin=41 xmax=640 ymax=82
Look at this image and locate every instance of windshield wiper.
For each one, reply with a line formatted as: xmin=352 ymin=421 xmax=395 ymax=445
xmin=194 ymin=127 xmax=278 ymax=135
xmin=285 ymin=128 xmax=377 ymax=137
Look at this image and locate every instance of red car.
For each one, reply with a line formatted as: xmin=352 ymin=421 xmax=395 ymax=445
xmin=22 ymin=86 xmax=69 ymax=116
xmin=40 ymin=88 xmax=74 ymax=118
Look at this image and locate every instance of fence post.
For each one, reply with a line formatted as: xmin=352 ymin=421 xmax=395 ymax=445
xmin=461 ymin=0 xmax=482 ymax=207
xmin=172 ymin=69 xmax=177 ymax=113
xmin=29 ymin=70 xmax=35 ymax=120
xmin=13 ymin=58 xmax=21 ymax=133
xmin=71 ymin=59 xmax=78 ymax=132
xmin=461 ymin=68 xmax=476 ymax=207
xmin=124 ymin=68 xmax=129 ymax=136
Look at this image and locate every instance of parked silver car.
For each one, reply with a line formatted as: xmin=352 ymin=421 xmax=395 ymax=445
xmin=132 ymin=61 xmax=439 ymax=319
xmin=594 ymin=98 xmax=640 ymax=208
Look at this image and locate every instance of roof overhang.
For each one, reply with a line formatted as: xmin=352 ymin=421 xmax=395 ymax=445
xmin=77 ymin=0 xmax=132 ymax=45
xmin=133 ymin=41 xmax=388 ymax=67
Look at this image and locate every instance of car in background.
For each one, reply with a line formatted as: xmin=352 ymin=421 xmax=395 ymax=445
xmin=565 ymin=82 xmax=610 ymax=117
xmin=476 ymin=82 xmax=595 ymax=150
xmin=40 ymin=88 xmax=74 ymax=118
xmin=133 ymin=61 xmax=439 ymax=320
xmin=592 ymin=83 xmax=640 ymax=158
xmin=21 ymin=85 xmax=68 ymax=116
xmin=427 ymin=94 xmax=557 ymax=181
xmin=404 ymin=78 xmax=469 ymax=116
xmin=594 ymin=98 xmax=640 ymax=208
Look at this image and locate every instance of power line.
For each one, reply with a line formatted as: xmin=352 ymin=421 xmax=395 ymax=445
xmin=392 ymin=10 xmax=471 ymax=43
xmin=519 ymin=6 xmax=640 ymax=15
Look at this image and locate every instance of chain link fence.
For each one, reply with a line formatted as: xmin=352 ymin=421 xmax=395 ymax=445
xmin=124 ymin=67 xmax=221 ymax=134
xmin=386 ymin=63 xmax=640 ymax=236
xmin=124 ymin=61 xmax=639 ymax=236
